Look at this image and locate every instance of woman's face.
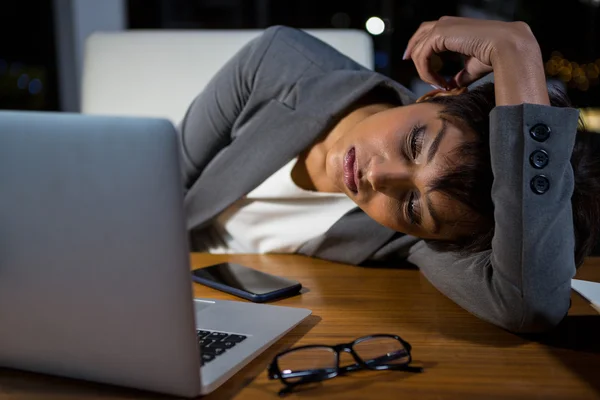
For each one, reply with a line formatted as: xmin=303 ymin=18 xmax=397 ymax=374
xmin=326 ymin=102 xmax=476 ymax=240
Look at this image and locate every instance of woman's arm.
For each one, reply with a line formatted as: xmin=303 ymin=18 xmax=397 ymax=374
xmin=407 ymin=104 xmax=578 ymax=333
xmin=490 ymin=22 xmax=549 ymax=106
xmin=404 ymin=17 xmax=579 ymax=332
xmin=178 ymin=27 xmax=282 ymax=192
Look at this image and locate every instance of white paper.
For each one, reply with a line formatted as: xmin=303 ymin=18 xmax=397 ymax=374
xmin=572 ymin=279 xmax=600 ymax=313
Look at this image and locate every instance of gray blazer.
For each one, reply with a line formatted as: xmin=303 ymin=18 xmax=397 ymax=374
xmin=178 ymin=26 xmax=580 ymax=333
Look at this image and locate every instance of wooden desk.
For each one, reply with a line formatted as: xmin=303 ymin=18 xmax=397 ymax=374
xmin=1 ymin=254 xmax=599 ymax=400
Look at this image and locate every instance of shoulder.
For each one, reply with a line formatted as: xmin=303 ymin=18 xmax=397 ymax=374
xmin=257 ymin=25 xmax=367 ymax=73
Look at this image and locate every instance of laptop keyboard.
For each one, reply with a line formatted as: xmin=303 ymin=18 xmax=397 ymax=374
xmin=197 ymin=330 xmax=247 ymax=365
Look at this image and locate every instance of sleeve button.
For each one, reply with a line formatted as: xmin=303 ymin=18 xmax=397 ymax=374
xmin=529 ymin=149 xmax=549 ymax=169
xmin=530 ymin=175 xmax=550 ymax=194
xmin=530 ymin=124 xmax=551 ymax=142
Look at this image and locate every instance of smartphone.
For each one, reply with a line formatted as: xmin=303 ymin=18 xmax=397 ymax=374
xmin=191 ymin=262 xmax=302 ymax=303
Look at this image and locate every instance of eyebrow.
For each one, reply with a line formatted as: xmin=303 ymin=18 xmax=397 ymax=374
xmin=426 ymin=119 xmax=448 ymax=164
xmin=425 ymin=193 xmax=442 ymax=234
xmin=419 ymin=118 xmax=447 ymax=234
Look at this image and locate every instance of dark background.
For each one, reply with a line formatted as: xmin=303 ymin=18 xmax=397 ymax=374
xmin=1 ymin=0 xmax=599 ymax=112
xmin=0 ymin=0 xmax=600 ymax=254
xmin=1 ymin=0 xmax=599 ymax=253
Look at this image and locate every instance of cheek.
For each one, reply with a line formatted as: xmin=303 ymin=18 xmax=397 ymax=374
xmin=359 ymin=194 xmax=436 ymax=238
xmin=360 ymin=195 xmax=407 ymax=233
xmin=353 ymin=116 xmax=404 ymax=151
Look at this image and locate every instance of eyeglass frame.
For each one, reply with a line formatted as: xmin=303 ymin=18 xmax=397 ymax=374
xmin=268 ymin=334 xmax=423 ymax=396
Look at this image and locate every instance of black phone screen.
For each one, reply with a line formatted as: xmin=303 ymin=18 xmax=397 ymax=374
xmin=191 ymin=263 xmax=300 ymax=295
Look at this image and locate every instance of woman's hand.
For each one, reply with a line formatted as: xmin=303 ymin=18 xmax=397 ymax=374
xmin=403 ymin=16 xmax=537 ymax=88
xmin=404 ymin=16 xmax=550 ymax=106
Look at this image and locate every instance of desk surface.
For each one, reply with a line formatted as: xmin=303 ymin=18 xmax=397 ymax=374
xmin=1 ymin=254 xmax=600 ymax=400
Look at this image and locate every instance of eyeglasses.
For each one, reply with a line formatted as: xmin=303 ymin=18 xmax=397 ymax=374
xmin=267 ymin=334 xmax=423 ymax=396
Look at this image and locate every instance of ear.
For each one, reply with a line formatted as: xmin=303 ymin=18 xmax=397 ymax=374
xmin=416 ymin=87 xmax=468 ymax=103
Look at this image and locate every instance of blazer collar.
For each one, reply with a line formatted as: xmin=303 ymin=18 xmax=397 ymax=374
xmin=288 ymin=69 xmax=416 ymax=122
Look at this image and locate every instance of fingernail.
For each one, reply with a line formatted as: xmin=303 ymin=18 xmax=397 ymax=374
xmin=402 ymin=48 xmax=408 ymax=60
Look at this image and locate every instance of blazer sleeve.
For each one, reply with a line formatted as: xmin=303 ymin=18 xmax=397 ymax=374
xmin=407 ymin=104 xmax=580 ymax=333
xmin=177 ymin=26 xmax=282 ymax=191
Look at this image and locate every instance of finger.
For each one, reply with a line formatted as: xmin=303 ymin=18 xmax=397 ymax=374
xmin=452 ymin=57 xmax=492 ymax=87
xmin=451 ymin=70 xmax=470 ymax=88
xmin=411 ymin=35 xmax=450 ymax=89
xmin=403 ymin=21 xmax=434 ymax=60
xmin=403 ymin=21 xmax=435 ymax=60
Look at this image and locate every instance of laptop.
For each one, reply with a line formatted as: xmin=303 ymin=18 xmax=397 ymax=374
xmin=0 ymin=111 xmax=311 ymax=397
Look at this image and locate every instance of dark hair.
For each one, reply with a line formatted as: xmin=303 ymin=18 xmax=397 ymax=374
xmin=423 ymin=82 xmax=600 ymax=267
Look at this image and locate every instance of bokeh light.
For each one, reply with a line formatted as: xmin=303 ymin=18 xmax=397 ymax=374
xmin=545 ymin=52 xmax=599 ymax=91
xmin=17 ymin=74 xmax=29 ymax=90
xmin=28 ymin=78 xmax=43 ymax=95
xmin=375 ymin=51 xmax=389 ymax=69
xmin=365 ymin=17 xmax=385 ymax=35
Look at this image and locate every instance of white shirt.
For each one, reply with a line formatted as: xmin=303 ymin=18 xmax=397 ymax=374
xmin=203 ymin=158 xmax=357 ymax=254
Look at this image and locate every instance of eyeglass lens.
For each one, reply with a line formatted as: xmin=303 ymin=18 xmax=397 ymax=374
xmin=353 ymin=336 xmax=409 ymax=366
xmin=277 ymin=337 xmax=409 ymax=382
xmin=278 ymin=346 xmax=337 ymax=382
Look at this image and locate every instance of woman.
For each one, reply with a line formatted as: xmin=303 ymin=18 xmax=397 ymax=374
xmin=178 ymin=17 xmax=600 ymax=333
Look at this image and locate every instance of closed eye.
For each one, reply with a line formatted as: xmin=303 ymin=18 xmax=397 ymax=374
xmin=409 ymin=124 xmax=426 ymax=160
xmin=405 ymin=191 xmax=422 ymax=225
xmin=402 ymin=124 xmax=425 ymax=225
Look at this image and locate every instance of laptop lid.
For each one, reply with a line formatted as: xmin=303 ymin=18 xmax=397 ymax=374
xmin=0 ymin=111 xmax=202 ymax=397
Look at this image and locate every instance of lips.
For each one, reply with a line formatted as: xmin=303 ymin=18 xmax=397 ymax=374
xmin=343 ymin=147 xmax=358 ymax=193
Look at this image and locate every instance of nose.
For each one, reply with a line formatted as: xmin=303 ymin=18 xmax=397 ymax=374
xmin=366 ymin=160 xmax=413 ymax=194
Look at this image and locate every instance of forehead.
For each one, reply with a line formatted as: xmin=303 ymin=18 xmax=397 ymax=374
xmin=417 ymin=106 xmax=479 ymax=239
xmin=413 ymin=104 xmax=475 ymax=174
xmin=396 ymin=102 xmax=474 ymax=143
